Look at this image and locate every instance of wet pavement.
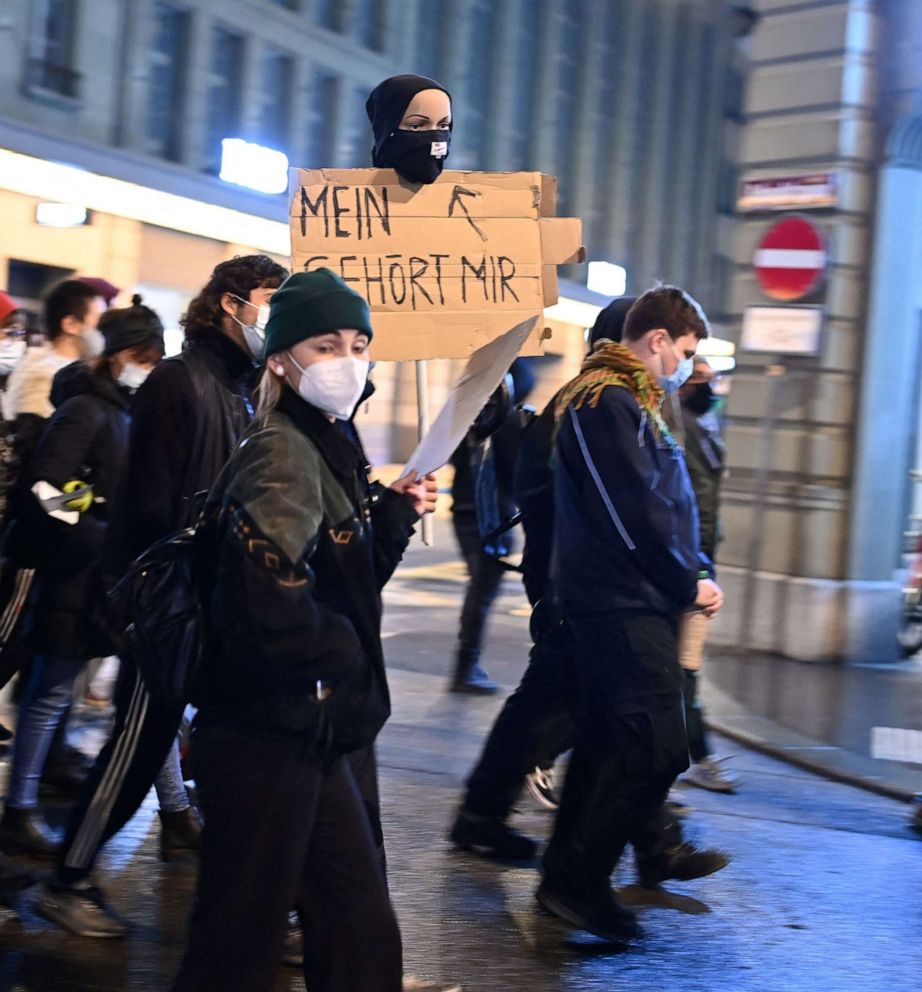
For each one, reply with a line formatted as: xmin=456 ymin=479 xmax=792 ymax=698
xmin=2 ymin=526 xmax=921 ymax=991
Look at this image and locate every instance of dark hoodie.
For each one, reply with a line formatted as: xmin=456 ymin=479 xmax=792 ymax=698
xmin=23 ymin=360 xmax=131 ymax=658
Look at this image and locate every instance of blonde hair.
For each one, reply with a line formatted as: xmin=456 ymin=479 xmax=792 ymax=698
xmin=255 ymin=366 xmax=284 ymax=423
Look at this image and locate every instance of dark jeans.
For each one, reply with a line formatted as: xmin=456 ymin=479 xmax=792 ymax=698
xmin=683 ymin=669 xmax=710 ymax=763
xmin=543 ymin=612 xmax=690 ymax=902
xmin=464 ymin=630 xmax=575 ymax=818
xmin=57 ymin=656 xmax=184 ymax=881
xmin=452 ymin=513 xmax=507 ymax=665
xmin=172 ymin=727 xmax=402 ymax=992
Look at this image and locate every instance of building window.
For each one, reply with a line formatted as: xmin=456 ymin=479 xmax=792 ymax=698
xmin=339 ymin=85 xmax=371 ymax=167
xmin=355 ymin=0 xmax=387 ymax=53
xmin=303 ymin=69 xmax=338 ymax=167
xmin=146 ymin=3 xmax=189 ymax=162
xmin=24 ymin=0 xmax=81 ymax=100
xmin=314 ymin=0 xmax=345 ymax=32
xmin=463 ymin=0 xmax=502 ymax=167
xmin=260 ymin=47 xmax=295 ymax=154
xmin=553 ymin=2 xmax=584 ymax=214
xmin=508 ymin=3 xmax=542 ymax=169
xmin=413 ymin=0 xmax=445 ymax=80
xmin=205 ymin=26 xmax=245 ymax=173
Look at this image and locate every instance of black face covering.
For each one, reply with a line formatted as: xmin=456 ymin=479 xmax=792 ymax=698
xmin=683 ymin=382 xmax=715 ymax=416
xmin=366 ymin=74 xmax=452 ymax=183
xmin=376 ymin=128 xmax=451 ymax=185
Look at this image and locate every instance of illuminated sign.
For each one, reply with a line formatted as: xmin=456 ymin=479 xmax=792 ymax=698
xmin=587 ymin=261 xmax=627 ymax=297
xmin=35 ymin=202 xmax=88 ymax=227
xmin=219 ymin=139 xmax=289 ymax=195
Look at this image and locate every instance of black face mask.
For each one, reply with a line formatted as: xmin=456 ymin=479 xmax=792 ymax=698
xmin=377 ymin=128 xmax=451 ymax=184
xmin=683 ymin=382 xmax=716 ymax=416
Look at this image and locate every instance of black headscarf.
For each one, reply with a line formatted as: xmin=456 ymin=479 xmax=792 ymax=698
xmin=588 ymin=296 xmax=637 ymax=350
xmin=365 ymin=74 xmax=452 ymax=166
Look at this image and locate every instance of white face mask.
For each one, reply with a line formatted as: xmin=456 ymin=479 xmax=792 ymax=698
xmin=117 ymin=362 xmax=151 ymax=392
xmin=231 ymin=297 xmax=271 ymax=360
xmin=0 ymin=339 xmax=25 ymax=360
xmin=81 ymin=327 xmax=105 ymax=359
xmin=287 ymin=352 xmax=369 ymax=421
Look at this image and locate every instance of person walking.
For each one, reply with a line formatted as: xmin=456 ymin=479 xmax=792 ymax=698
xmin=171 ymin=268 xmax=436 ymax=992
xmin=537 ymin=285 xmax=726 ymax=946
xmin=36 ymin=255 xmax=287 ymax=937
xmin=674 ymin=357 xmax=739 ymax=794
xmin=0 ymin=297 xmax=166 ymax=859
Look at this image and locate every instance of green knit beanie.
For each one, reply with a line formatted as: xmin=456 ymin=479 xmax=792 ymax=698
xmin=263 ymin=268 xmax=373 ymax=357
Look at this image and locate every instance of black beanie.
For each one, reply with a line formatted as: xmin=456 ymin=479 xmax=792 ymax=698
xmin=263 ymin=269 xmax=373 ymax=357
xmin=99 ymin=294 xmax=164 ymax=354
xmin=588 ymin=296 xmax=637 ymax=350
xmin=366 ymin=74 xmax=452 ymax=166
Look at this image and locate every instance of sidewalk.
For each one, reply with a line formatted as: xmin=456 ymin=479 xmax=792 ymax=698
xmin=701 ymin=649 xmax=922 ymax=800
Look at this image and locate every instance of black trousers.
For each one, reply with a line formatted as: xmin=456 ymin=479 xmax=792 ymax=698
xmin=463 ymin=629 xmax=575 ymax=818
xmin=57 ymin=657 xmax=184 ymax=881
xmin=543 ymin=612 xmax=690 ymax=902
xmin=682 ymin=669 xmax=710 ymax=763
xmin=452 ymin=513 xmax=507 ymax=665
xmin=172 ymin=726 xmax=402 ymax=992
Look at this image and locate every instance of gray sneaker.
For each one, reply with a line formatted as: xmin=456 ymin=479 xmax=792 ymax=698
xmin=683 ymin=757 xmax=739 ymax=794
xmin=35 ymin=881 xmax=129 ymax=938
xmin=403 ymin=978 xmax=462 ymax=992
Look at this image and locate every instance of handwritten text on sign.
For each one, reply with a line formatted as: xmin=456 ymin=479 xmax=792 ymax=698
xmin=287 ymin=168 xmax=583 ymax=360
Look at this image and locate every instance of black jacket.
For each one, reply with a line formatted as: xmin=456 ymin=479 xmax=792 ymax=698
xmin=195 ymin=386 xmax=418 ymax=753
xmin=553 ymin=386 xmax=708 ymax=617
xmin=107 ymin=332 xmax=256 ymax=573
xmin=23 ymin=362 xmax=131 ymax=658
xmin=514 ymin=396 xmax=557 ymax=607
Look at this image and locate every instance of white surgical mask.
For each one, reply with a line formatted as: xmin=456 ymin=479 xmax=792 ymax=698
xmin=81 ymin=327 xmax=105 ymax=359
xmin=287 ymin=352 xmax=369 ymax=421
xmin=117 ymin=362 xmax=151 ymax=392
xmin=0 ymin=339 xmax=25 ymax=360
xmin=231 ymin=297 xmax=270 ymax=360
xmin=658 ymin=342 xmax=694 ymax=394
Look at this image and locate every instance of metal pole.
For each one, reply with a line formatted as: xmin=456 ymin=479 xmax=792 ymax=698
xmin=415 ymin=359 xmax=433 ymax=546
xmin=738 ymin=362 xmax=785 ymax=649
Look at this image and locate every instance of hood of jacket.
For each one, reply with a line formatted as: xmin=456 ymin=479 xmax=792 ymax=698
xmin=50 ymin=359 xmax=130 ymax=412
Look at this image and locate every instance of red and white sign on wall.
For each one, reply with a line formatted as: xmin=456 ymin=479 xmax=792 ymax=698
xmin=753 ymin=216 xmax=827 ymax=302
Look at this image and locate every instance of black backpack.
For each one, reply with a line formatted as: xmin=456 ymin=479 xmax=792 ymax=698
xmin=110 ymin=345 xmax=247 ymax=703
xmin=113 ymin=522 xmax=208 ymax=704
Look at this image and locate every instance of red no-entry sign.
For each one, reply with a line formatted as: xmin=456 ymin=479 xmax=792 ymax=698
xmin=754 ymin=216 xmax=827 ymax=301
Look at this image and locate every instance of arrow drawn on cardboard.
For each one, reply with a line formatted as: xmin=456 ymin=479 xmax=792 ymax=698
xmin=448 ymin=186 xmax=487 ymax=242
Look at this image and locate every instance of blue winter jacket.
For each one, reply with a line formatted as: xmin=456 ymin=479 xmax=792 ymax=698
xmin=552 ymin=385 xmax=710 ymax=616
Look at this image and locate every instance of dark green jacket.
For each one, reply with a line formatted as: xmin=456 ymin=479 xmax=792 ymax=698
xmin=194 ymin=387 xmax=418 ymax=753
xmin=681 ymin=409 xmax=724 ymax=561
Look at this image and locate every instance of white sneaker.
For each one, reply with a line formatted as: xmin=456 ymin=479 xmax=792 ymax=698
xmin=525 ymin=766 xmax=560 ymax=810
xmin=683 ymin=757 xmax=739 ymax=794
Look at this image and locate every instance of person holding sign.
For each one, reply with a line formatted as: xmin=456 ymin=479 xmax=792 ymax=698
xmin=171 ymin=270 xmax=440 ymax=992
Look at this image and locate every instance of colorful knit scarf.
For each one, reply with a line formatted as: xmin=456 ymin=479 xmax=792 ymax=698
xmin=554 ymin=341 xmax=675 ymax=446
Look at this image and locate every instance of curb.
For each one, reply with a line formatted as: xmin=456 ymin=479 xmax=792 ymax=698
xmin=706 ymin=719 xmax=918 ymax=804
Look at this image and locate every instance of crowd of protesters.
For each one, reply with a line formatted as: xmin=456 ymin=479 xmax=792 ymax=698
xmin=5 ymin=68 xmax=906 ymax=992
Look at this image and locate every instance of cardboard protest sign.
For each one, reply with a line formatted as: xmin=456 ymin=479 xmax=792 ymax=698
xmin=288 ymin=168 xmax=584 ymax=361
xmin=403 ymin=315 xmax=538 ymax=477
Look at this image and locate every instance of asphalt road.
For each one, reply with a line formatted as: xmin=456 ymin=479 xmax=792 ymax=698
xmin=1 ymin=529 xmax=920 ymax=991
